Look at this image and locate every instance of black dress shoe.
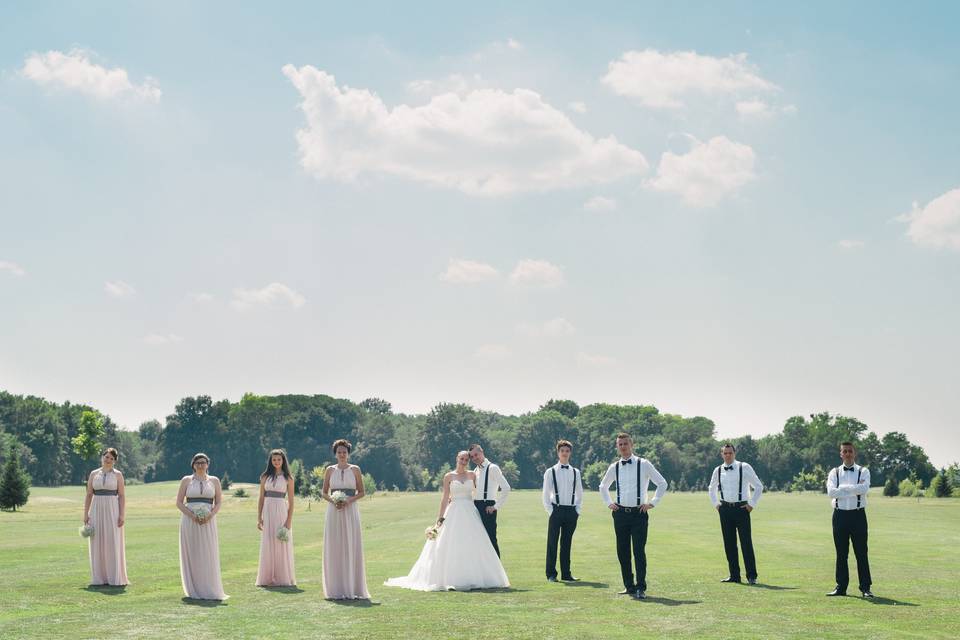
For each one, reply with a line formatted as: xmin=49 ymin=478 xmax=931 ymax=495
xmin=617 ymin=588 xmax=633 ymax=595
xmin=560 ymin=576 xmax=579 ymax=582
xmin=747 ymin=578 xmax=758 ymax=585
xmin=826 ymin=587 xmax=847 ymax=596
xmin=721 ymin=577 xmax=742 ymax=583
xmin=546 ymin=576 xmax=558 ymax=582
xmin=634 ymin=589 xmax=646 ymax=599
xmin=861 ymin=590 xmax=875 ymax=599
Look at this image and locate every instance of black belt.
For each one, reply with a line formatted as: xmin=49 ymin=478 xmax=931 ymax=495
xmin=474 ymin=499 xmax=495 ymax=505
xmin=615 ymin=505 xmax=645 ymax=513
xmin=721 ymin=501 xmax=747 ymax=507
xmin=834 ymin=507 xmax=865 ymax=511
xmin=264 ymin=491 xmax=287 ymax=499
xmin=187 ymin=497 xmax=214 ymax=504
xmin=93 ymin=489 xmax=118 ymax=496
xmin=553 ymin=503 xmax=577 ymax=509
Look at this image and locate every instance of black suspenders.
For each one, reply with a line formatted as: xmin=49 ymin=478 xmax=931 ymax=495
xmin=551 ymin=467 xmax=578 ymax=506
xmin=834 ymin=466 xmax=864 ymax=509
xmin=615 ymin=461 xmax=621 ymax=505
xmin=482 ymin=463 xmax=490 ymax=500
xmin=717 ymin=463 xmax=744 ymax=502
xmin=856 ymin=468 xmax=862 ymax=508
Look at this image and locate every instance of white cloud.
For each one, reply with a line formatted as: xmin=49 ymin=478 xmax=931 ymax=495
xmin=0 ymin=261 xmax=25 ymax=277
xmin=508 ymin=259 xmax=565 ymax=288
xmin=736 ymin=99 xmax=797 ymax=121
xmin=406 ymin=73 xmax=484 ymax=97
xmin=104 ymin=280 xmax=136 ymax=297
xmin=897 ymin=188 xmax=960 ymax=250
xmin=645 ymin=135 xmax=756 ymax=207
xmin=474 ymin=344 xmax=512 ymax=360
xmin=282 ymin=65 xmax=648 ymax=196
xmin=439 ymin=259 xmax=500 ymax=284
xmin=21 ymin=49 xmax=161 ymax=102
xmin=838 ymin=239 xmax=865 ymax=250
xmin=144 ymin=333 xmax=184 ymax=345
xmin=568 ymin=101 xmax=587 ymax=114
xmin=231 ymin=282 xmax=306 ymax=310
xmin=602 ymin=49 xmax=777 ymax=109
xmin=583 ymin=195 xmax=617 ymax=212
xmin=188 ymin=292 xmax=215 ymax=303
xmin=517 ymin=317 xmax=576 ymax=338
xmin=577 ymin=352 xmax=616 ymax=367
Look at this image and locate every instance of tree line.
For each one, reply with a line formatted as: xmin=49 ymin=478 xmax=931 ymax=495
xmin=1 ymin=390 xmax=956 ymax=503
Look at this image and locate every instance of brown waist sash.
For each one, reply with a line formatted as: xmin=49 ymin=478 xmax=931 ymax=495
xmin=93 ymin=489 xmax=118 ymax=496
xmin=264 ymin=490 xmax=287 ymax=499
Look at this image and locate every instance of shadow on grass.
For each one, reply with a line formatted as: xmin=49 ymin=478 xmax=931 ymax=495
xmin=561 ymin=581 xmax=608 ymax=589
xmin=81 ymin=585 xmax=126 ymax=595
xmin=469 ymin=587 xmax=529 ymax=594
xmin=181 ymin=597 xmax=228 ymax=607
xmin=327 ymin=598 xmax=381 ymax=607
xmin=640 ymin=596 xmax=702 ymax=606
xmin=747 ymin=583 xmax=798 ymax=591
xmin=259 ymin=585 xmax=305 ymax=594
xmin=866 ymin=596 xmax=919 ymax=607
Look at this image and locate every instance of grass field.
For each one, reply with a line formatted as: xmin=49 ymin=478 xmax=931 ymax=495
xmin=1 ymin=483 xmax=958 ymax=639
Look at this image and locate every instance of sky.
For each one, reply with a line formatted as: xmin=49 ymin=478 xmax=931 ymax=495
xmin=1 ymin=2 xmax=958 ymax=465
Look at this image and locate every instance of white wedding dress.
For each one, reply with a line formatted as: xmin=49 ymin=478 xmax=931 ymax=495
xmin=385 ymin=479 xmax=510 ymax=591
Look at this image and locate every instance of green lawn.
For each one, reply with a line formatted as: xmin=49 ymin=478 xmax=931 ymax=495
xmin=1 ymin=483 xmax=958 ymax=639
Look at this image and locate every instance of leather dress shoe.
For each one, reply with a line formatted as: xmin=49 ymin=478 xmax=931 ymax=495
xmin=617 ymin=588 xmax=633 ymax=595
xmin=747 ymin=578 xmax=758 ymax=585
xmin=561 ymin=575 xmax=579 ymax=582
xmin=633 ymin=589 xmax=646 ymax=599
xmin=861 ymin=590 xmax=875 ymax=599
xmin=721 ymin=577 xmax=742 ymax=583
xmin=546 ymin=576 xmax=558 ymax=582
xmin=826 ymin=587 xmax=847 ymax=596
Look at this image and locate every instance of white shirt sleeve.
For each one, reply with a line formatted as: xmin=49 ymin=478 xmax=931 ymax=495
xmin=851 ymin=467 xmax=870 ymax=496
xmin=599 ymin=463 xmax=617 ymax=506
xmin=492 ymin=464 xmax=511 ymax=510
xmin=645 ymin=459 xmax=668 ymax=506
xmin=708 ymin=466 xmax=720 ymax=507
xmin=826 ymin=467 xmax=846 ymax=498
xmin=745 ymin=463 xmax=763 ymax=508
xmin=575 ymin=468 xmax=584 ymax=514
xmin=542 ymin=469 xmax=554 ymax=515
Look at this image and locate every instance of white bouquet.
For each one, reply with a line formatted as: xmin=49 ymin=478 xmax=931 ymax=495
xmin=189 ymin=504 xmax=212 ymax=523
xmin=79 ymin=523 xmax=95 ymax=538
xmin=276 ymin=526 xmax=290 ymax=543
xmin=331 ymin=490 xmax=348 ymax=507
xmin=425 ymin=518 xmax=444 ymax=540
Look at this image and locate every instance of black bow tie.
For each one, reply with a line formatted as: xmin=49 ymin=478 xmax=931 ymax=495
xmin=560 ymin=464 xmax=569 ymax=469
xmin=843 ymin=466 xmax=855 ymax=471
xmin=620 ymin=459 xmax=632 ymax=466
xmin=724 ymin=465 xmax=733 ymax=470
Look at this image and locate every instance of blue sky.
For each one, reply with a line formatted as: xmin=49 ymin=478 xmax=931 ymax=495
xmin=1 ymin=2 xmax=958 ymax=465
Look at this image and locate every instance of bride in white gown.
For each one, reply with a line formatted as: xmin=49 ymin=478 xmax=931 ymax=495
xmin=385 ymin=451 xmax=510 ymax=591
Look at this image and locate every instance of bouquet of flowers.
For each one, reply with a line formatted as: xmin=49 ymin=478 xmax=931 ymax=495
xmin=79 ymin=523 xmax=95 ymax=538
xmin=189 ymin=504 xmax=212 ymax=523
xmin=331 ymin=490 xmax=348 ymax=507
xmin=425 ymin=518 xmax=444 ymax=540
xmin=276 ymin=526 xmax=290 ymax=543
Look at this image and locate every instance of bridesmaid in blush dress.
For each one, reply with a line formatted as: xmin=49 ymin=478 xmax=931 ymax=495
xmin=82 ymin=447 xmax=128 ymax=586
xmin=176 ymin=452 xmax=228 ymax=600
xmin=256 ymin=448 xmax=296 ymax=586
xmin=321 ymin=439 xmax=370 ymax=600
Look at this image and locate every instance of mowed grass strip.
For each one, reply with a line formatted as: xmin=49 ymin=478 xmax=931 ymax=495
xmin=1 ymin=483 xmax=957 ymax=639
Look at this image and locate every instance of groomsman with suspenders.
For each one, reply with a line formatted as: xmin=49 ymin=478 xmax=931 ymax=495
xmin=708 ymin=443 xmax=764 ymax=584
xmin=542 ymin=439 xmax=585 ymax=582
xmin=599 ymin=433 xmax=668 ymax=599
xmin=826 ymin=441 xmax=874 ymax=598
xmin=468 ymin=444 xmax=511 ymax=557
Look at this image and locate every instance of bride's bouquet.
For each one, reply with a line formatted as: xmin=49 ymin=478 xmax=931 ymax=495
xmin=331 ymin=490 xmax=348 ymax=507
xmin=190 ymin=504 xmax=212 ymax=523
xmin=79 ymin=523 xmax=95 ymax=538
xmin=425 ymin=517 xmax=444 ymax=540
xmin=276 ymin=526 xmax=290 ymax=543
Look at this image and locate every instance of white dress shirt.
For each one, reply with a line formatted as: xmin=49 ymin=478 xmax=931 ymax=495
xmin=474 ymin=460 xmax=511 ymax=510
xmin=708 ymin=460 xmax=764 ymax=508
xmin=599 ymin=455 xmax=668 ymax=507
xmin=541 ymin=463 xmax=585 ymax=515
xmin=826 ymin=463 xmax=870 ymax=510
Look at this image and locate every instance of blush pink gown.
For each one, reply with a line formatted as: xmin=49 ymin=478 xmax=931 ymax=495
xmin=256 ymin=474 xmax=296 ymax=586
xmin=179 ymin=476 xmax=228 ymax=600
xmin=88 ymin=469 xmax=128 ymax=586
xmin=323 ymin=466 xmax=370 ymax=599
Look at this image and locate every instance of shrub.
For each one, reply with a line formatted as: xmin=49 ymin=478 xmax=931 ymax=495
xmin=362 ymin=472 xmax=376 ymax=497
xmin=233 ymin=487 xmax=248 ymax=498
xmin=883 ymin=477 xmax=900 ymax=497
xmin=220 ymin=472 xmax=232 ymax=491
